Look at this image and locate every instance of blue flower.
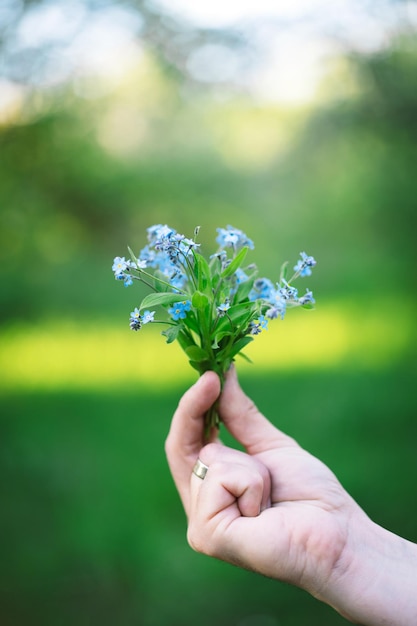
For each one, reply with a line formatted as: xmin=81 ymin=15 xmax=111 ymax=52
xmin=136 ymin=259 xmax=147 ymax=269
xmin=210 ymin=250 xmax=227 ymax=264
xmin=265 ymin=305 xmax=285 ymax=320
xmin=147 ymin=224 xmax=176 ymax=245
xmin=169 ymin=272 xmax=188 ymax=290
xmin=217 ymin=300 xmax=230 ymax=316
xmin=149 ymin=226 xmax=182 ymax=264
xmin=278 ymin=279 xmax=298 ymax=301
xmin=265 ymin=293 xmax=286 ymax=320
xmin=249 ymin=315 xmax=269 ymax=335
xmin=249 ymin=277 xmax=275 ymax=301
xmin=142 ymin=310 xmax=155 ymax=324
xmin=294 ymin=252 xmax=317 ymax=277
xmin=235 ymin=268 xmax=249 ymax=284
xmin=139 ymin=238 xmax=188 ymax=290
xmin=216 ymin=225 xmax=254 ymax=250
xmin=168 ymin=300 xmax=192 ymax=321
xmin=299 ymin=289 xmax=315 ymax=306
xmin=180 ymin=237 xmax=200 ymax=254
xmin=124 ymin=275 xmax=133 ymax=287
xmin=138 ymin=245 xmax=156 ymax=267
xmin=129 ymin=307 xmax=155 ymax=330
xmin=258 ymin=315 xmax=268 ymax=330
xmin=112 ymin=256 xmax=128 ymax=278
xmin=129 ymin=307 xmax=142 ymax=331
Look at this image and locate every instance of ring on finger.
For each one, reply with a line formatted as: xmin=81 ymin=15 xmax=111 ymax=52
xmin=192 ymin=458 xmax=209 ymax=480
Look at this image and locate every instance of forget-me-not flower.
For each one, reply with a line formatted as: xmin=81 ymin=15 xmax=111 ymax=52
xmin=112 ymin=256 xmax=128 ymax=278
xmin=294 ymin=252 xmax=317 ymax=277
xmin=142 ymin=310 xmax=155 ymax=324
xmin=168 ymin=300 xmax=191 ymax=321
xmin=216 ymin=226 xmax=254 ymax=250
xmin=129 ymin=307 xmax=142 ymax=331
xmin=217 ymin=300 xmax=231 ymax=316
xmin=299 ymin=289 xmax=315 ymax=306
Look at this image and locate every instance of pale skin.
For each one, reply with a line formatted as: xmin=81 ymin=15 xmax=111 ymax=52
xmin=165 ymin=367 xmax=417 ymax=625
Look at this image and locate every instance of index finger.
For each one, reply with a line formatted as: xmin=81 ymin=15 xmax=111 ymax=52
xmin=165 ymin=371 xmax=221 ymax=513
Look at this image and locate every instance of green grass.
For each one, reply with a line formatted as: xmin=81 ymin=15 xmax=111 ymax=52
xmin=1 ymin=364 xmax=416 ymax=626
xmin=0 ymin=299 xmax=413 ymax=393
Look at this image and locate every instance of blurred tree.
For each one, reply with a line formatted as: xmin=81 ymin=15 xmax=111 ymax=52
xmin=1 ymin=5 xmax=416 ymax=321
xmin=0 ymin=0 xmax=246 ymax=89
xmin=271 ymin=36 xmax=417 ymax=293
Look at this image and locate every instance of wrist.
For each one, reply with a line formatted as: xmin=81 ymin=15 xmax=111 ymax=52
xmin=321 ymin=513 xmax=417 ymax=625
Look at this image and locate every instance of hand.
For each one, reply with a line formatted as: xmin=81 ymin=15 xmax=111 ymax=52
xmin=165 ymin=367 xmax=417 ymax=625
xmin=166 ymin=367 xmax=357 ymax=605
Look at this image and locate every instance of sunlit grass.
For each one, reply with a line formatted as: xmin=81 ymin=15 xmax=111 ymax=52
xmin=0 ymin=300 xmax=412 ymax=392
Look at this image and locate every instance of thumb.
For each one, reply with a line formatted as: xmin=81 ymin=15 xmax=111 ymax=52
xmin=219 ymin=366 xmax=297 ymax=455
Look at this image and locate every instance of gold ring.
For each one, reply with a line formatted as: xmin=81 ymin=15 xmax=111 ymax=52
xmin=192 ymin=458 xmax=209 ymax=480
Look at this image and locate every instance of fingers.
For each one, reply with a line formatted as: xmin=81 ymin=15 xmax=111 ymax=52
xmin=165 ymin=366 xmax=296 ymax=518
xmin=219 ymin=366 xmax=298 ymax=455
xmin=192 ymin=443 xmax=271 ymax=515
xmin=187 ymin=445 xmax=271 ymax=555
xmin=165 ymin=371 xmax=221 ymax=513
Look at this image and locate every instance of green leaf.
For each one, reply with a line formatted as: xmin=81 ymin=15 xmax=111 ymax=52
xmin=228 ymin=336 xmax=254 ymax=359
xmin=161 ymin=325 xmax=182 ymax=344
xmin=182 ymin=314 xmax=200 ymax=335
xmin=185 ymin=345 xmax=210 ymax=362
xmin=154 ymin=270 xmax=170 ymax=292
xmin=212 ymin=330 xmax=232 ymax=349
xmin=127 ymin=245 xmax=137 ymax=265
xmin=176 ymin=330 xmax=194 ymax=352
xmin=211 ymin=270 xmax=221 ymax=291
xmin=194 ymin=252 xmax=212 ymax=294
xmin=234 ymin=272 xmax=257 ymax=303
xmin=236 ymin=351 xmax=253 ymax=364
xmin=229 ymin=301 xmax=257 ymax=319
xmin=215 ymin=302 xmax=258 ymax=336
xmin=188 ymin=360 xmax=205 ymax=374
xmin=279 ymin=261 xmax=289 ymax=282
xmin=221 ymin=247 xmax=248 ymax=278
xmin=192 ymin=291 xmax=209 ymax=310
xmin=139 ymin=292 xmax=187 ymax=310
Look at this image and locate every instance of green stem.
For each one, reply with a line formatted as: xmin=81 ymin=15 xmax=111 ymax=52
xmin=181 ymin=250 xmax=198 ymax=291
xmin=138 ymin=268 xmax=189 ymax=295
xmin=130 ymin=274 xmax=157 ymax=291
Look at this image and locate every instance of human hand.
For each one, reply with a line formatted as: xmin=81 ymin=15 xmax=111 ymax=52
xmin=165 ymin=367 xmax=417 ymax=625
xmin=165 ymin=367 xmax=358 ymax=597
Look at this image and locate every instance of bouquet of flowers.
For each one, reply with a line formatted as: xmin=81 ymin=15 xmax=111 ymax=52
xmin=112 ymin=224 xmax=316 ymax=432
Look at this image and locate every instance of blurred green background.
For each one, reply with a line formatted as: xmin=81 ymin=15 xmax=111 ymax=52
xmin=1 ymin=1 xmax=416 ymax=625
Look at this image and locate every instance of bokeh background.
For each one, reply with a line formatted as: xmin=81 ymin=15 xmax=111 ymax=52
xmin=1 ymin=1 xmax=416 ymax=625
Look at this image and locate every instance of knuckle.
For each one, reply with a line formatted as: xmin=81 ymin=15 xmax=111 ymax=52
xmin=187 ymin=523 xmax=220 ymax=558
xmin=251 ymin=471 xmax=264 ymax=490
xmin=164 ymin=434 xmax=175 ymax=461
xmin=186 ymin=525 xmax=205 ymax=554
xmin=244 ymin=396 xmax=260 ymax=418
xmin=200 ymin=441 xmax=222 ymax=460
xmin=207 ymin=459 xmax=228 ymax=476
xmin=256 ymin=461 xmax=271 ymax=484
